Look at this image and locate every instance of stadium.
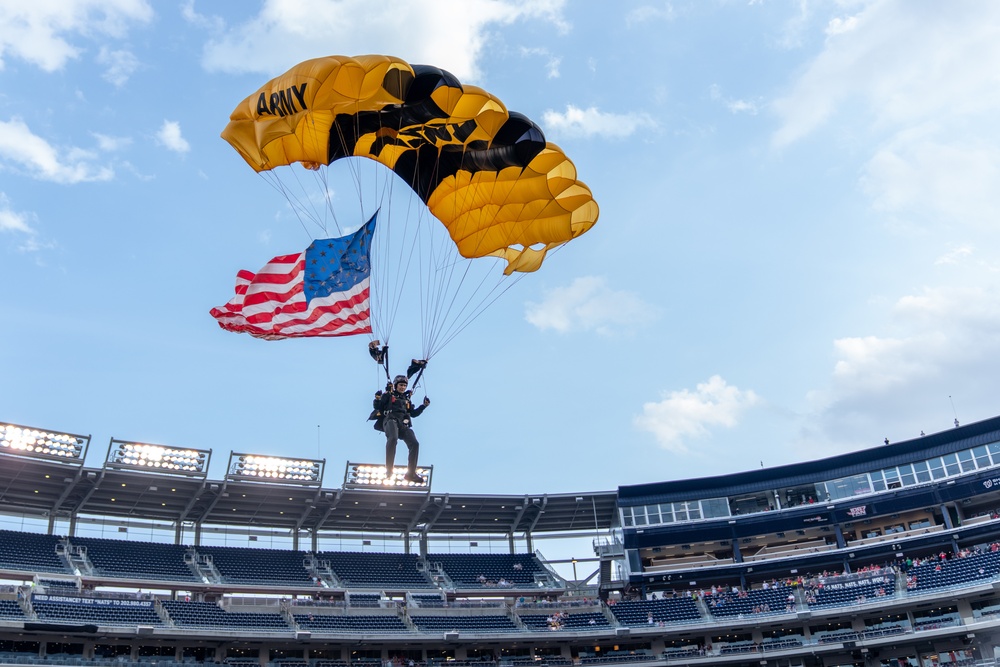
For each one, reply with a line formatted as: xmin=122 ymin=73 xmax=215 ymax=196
xmin=3 ymin=416 xmax=1000 ymax=667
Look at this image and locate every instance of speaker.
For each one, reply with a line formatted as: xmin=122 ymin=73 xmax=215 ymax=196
xmin=136 ymin=626 xmax=154 ymax=636
xmin=296 ymin=631 xmax=311 ymax=640
xmin=444 ymin=632 xmax=459 ymax=640
xmin=615 ymin=628 xmax=631 ymax=638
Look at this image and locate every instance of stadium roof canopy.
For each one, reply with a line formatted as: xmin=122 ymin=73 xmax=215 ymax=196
xmin=618 ymin=414 xmax=1000 ymax=505
xmin=0 ymin=452 xmax=618 ymax=536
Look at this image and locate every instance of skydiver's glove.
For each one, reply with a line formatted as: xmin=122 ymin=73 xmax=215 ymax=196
xmin=385 ymin=381 xmax=393 ymax=392
xmin=422 ymin=396 xmax=431 ymax=407
xmin=375 ymin=390 xmax=383 ymax=400
xmin=369 ymin=340 xmax=386 ymax=364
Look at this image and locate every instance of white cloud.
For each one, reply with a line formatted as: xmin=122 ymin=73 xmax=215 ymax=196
xmin=806 ymin=282 xmax=1000 ymax=444
xmin=0 ymin=118 xmax=113 ymax=183
xmin=934 ymin=245 xmax=973 ymax=266
xmin=773 ymin=2 xmax=1000 ymax=146
xmin=519 ymin=47 xmax=560 ymax=78
xmin=634 ymin=375 xmax=761 ymax=453
xmin=625 ymin=3 xmax=676 ymax=27
xmin=772 ymin=1 xmax=1000 ymax=237
xmin=0 ymin=193 xmax=51 ymax=254
xmin=826 ymin=14 xmax=859 ymax=36
xmin=542 ymin=105 xmax=657 ymax=139
xmin=861 ymin=129 xmax=1000 ymax=230
xmin=92 ymin=133 xmax=132 ymax=152
xmin=199 ymin=0 xmax=569 ymax=82
xmin=0 ymin=1 xmax=153 ymax=72
xmin=180 ymin=0 xmax=223 ymax=30
xmin=524 ymin=276 xmax=656 ymax=336
xmin=0 ymin=193 xmax=34 ymax=235
xmin=709 ymin=84 xmax=760 ymax=115
xmin=156 ymin=120 xmax=190 ymax=154
xmin=97 ymin=45 xmax=141 ymax=86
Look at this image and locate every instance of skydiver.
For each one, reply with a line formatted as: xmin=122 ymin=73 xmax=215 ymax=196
xmin=373 ymin=371 xmax=430 ymax=483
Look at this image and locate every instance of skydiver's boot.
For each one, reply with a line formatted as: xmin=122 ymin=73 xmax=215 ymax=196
xmin=404 ymin=470 xmax=425 ymax=484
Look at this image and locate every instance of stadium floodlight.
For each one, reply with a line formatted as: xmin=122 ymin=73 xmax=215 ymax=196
xmin=227 ymin=452 xmax=324 ymax=486
xmin=105 ymin=438 xmax=210 ymax=477
xmin=0 ymin=421 xmax=88 ymax=463
xmin=344 ymin=461 xmax=432 ymax=490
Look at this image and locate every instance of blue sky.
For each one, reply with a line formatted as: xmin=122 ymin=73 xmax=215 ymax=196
xmin=3 ymin=0 xmax=1000 ymax=498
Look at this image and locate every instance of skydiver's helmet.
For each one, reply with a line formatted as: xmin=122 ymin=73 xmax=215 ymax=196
xmin=393 ymin=375 xmax=408 ymax=387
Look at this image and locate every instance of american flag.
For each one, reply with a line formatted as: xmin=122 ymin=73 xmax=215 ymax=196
xmin=210 ymin=214 xmax=377 ymax=339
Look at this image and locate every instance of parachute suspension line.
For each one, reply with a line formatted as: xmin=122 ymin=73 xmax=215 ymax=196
xmin=313 ymin=166 xmax=345 ymax=239
xmin=285 ymin=161 xmax=336 ymax=235
xmin=258 ymin=172 xmax=323 ymax=242
xmin=369 ymin=105 xmax=417 ymax=349
xmin=419 ymin=142 xmax=514 ymax=358
xmin=415 ymin=145 xmax=480 ymax=358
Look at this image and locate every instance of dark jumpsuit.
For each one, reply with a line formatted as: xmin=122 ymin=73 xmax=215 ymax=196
xmin=378 ymin=389 xmax=427 ymax=476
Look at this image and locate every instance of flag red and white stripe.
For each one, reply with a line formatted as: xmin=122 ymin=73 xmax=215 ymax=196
xmin=209 ymin=252 xmax=372 ymax=340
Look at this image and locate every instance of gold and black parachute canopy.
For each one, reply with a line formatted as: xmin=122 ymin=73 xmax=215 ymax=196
xmin=222 ymin=55 xmax=598 ymax=274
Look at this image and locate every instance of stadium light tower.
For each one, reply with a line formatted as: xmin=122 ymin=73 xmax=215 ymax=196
xmin=105 ymin=438 xmax=210 ymax=477
xmin=0 ymin=421 xmax=88 ymax=463
xmin=343 ymin=461 xmax=433 ymax=490
xmin=226 ymin=452 xmax=324 ymax=486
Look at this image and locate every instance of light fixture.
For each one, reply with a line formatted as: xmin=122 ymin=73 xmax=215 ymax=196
xmin=106 ymin=439 xmax=210 ymax=476
xmin=344 ymin=461 xmax=432 ymax=490
xmin=0 ymin=422 xmax=88 ymax=462
xmin=227 ymin=452 xmax=323 ymax=485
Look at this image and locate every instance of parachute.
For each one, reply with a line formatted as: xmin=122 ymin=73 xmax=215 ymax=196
xmin=220 ymin=55 xmax=598 ymax=359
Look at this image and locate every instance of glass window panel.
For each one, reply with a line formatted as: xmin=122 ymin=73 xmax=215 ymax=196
xmin=988 ymin=442 xmax=1000 ymax=461
xmin=884 ymin=468 xmax=901 ymax=489
xmin=686 ymin=502 xmax=702 ymax=520
xmin=897 ymin=464 xmax=915 ymax=486
xmin=634 ymin=507 xmax=648 ymax=526
xmin=622 ymin=510 xmax=634 ymax=527
xmin=957 ymin=449 xmax=976 ymax=473
xmin=673 ymin=505 xmax=688 ymax=522
xmin=913 ymin=460 xmax=931 ymax=483
xmin=973 ymin=445 xmax=991 ymax=468
xmin=929 ymin=458 xmax=946 ymax=479
xmin=871 ymin=477 xmax=886 ymax=492
xmin=701 ymin=498 xmax=731 ymax=519
xmin=853 ymin=474 xmax=872 ymax=495
xmin=644 ymin=505 xmax=661 ymax=524
xmin=943 ymin=453 xmax=961 ymax=476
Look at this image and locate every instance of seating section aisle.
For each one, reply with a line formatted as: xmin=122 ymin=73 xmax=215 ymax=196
xmin=197 ymin=546 xmax=314 ymax=587
xmin=293 ymin=613 xmax=408 ymax=633
xmin=410 ymin=614 xmax=520 ymax=633
xmin=0 ymin=529 xmax=69 ymax=574
xmin=32 ymin=598 xmax=162 ymax=627
xmin=608 ymin=598 xmax=701 ymax=626
xmin=318 ymin=552 xmax=433 ymax=589
xmin=425 ymin=553 xmax=546 ymax=588
xmin=71 ymin=536 xmax=197 ymax=582
xmin=161 ymin=600 xmax=290 ymax=630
